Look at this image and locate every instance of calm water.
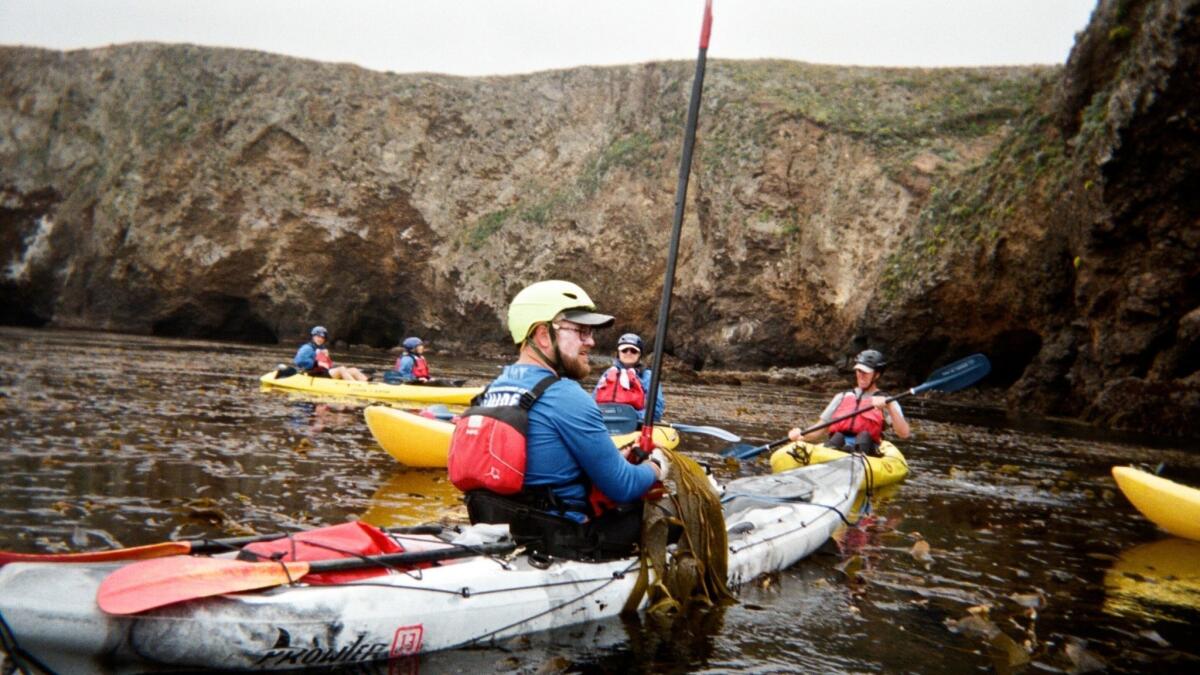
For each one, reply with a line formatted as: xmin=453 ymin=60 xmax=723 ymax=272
xmin=1 ymin=327 xmax=1197 ymax=674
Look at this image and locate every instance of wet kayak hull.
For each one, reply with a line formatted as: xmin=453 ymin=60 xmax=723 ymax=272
xmin=260 ymin=371 xmax=481 ymax=405
xmin=769 ymin=440 xmax=909 ymax=488
xmin=1112 ymin=465 xmax=1200 ymax=541
xmin=0 ymin=459 xmax=863 ymax=671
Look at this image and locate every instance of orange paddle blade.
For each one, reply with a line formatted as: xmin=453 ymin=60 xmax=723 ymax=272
xmin=0 ymin=541 xmax=193 ymax=566
xmin=98 ymin=556 xmax=311 ymax=615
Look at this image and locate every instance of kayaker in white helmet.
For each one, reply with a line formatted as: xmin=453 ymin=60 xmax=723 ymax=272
xmin=448 ymin=280 xmax=670 ymax=561
xmin=787 ymin=349 xmax=911 ymax=455
xmin=592 ymin=332 xmax=666 ymax=422
xmin=293 ymin=326 xmax=369 ymax=382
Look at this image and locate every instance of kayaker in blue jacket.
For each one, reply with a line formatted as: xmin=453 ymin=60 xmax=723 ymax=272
xmin=592 ymin=332 xmax=666 ymax=422
xmin=293 ymin=326 xmax=369 ymax=381
xmin=393 ymin=337 xmax=430 ymax=383
xmin=452 ymin=280 xmax=669 ymax=560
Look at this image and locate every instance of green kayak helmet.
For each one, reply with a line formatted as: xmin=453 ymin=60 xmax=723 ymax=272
xmin=507 ymin=280 xmax=614 ymax=344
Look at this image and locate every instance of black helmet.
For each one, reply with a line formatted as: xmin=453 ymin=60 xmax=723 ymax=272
xmin=616 ymin=333 xmax=644 ymax=353
xmin=854 ymin=349 xmax=887 ymax=373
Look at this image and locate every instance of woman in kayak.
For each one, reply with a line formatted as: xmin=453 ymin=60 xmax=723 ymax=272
xmin=592 ymin=332 xmax=665 ymax=422
xmin=393 ymin=337 xmax=431 ymax=383
xmin=293 ymin=326 xmax=369 ymax=381
xmin=787 ymin=349 xmax=910 ymax=455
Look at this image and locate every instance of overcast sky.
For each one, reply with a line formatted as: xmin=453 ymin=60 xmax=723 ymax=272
xmin=1 ymin=0 xmax=1098 ymax=76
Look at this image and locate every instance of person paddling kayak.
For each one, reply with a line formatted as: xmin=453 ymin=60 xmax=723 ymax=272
xmin=393 ymin=337 xmax=431 ymax=383
xmin=448 ymin=280 xmax=670 ymax=561
xmin=293 ymin=326 xmax=368 ymax=382
xmin=592 ymin=332 xmax=666 ymax=422
xmin=787 ymin=349 xmax=911 ymax=456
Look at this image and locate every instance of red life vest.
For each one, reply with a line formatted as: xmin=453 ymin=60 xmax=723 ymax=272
xmin=448 ymin=375 xmax=558 ymax=495
xmin=593 ymin=367 xmax=646 ymax=410
xmin=411 ymin=355 xmax=430 ymax=379
xmin=314 ymin=347 xmax=334 ymax=370
xmin=827 ymin=390 xmax=886 ymax=442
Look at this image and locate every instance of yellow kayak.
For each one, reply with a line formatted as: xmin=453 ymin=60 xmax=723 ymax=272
xmin=769 ymin=440 xmax=909 ymax=488
xmin=1112 ymin=466 xmax=1200 ymax=541
xmin=364 ymin=405 xmax=681 ymax=469
xmin=259 ymin=370 xmax=481 ymax=405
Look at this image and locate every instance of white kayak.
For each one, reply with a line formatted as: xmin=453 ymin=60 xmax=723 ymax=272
xmin=0 ymin=458 xmax=862 ymax=672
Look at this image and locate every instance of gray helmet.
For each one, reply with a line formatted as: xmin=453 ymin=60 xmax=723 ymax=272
xmin=616 ymin=333 xmax=644 ymax=353
xmin=854 ymin=349 xmax=887 ymax=373
xmin=402 ymin=337 xmax=423 ymax=351
xmin=311 ymin=326 xmax=328 ymax=337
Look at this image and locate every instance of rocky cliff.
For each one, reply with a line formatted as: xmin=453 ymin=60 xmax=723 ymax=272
xmin=2 ymin=0 xmax=1196 ymax=435
xmin=867 ymin=0 xmax=1199 ymax=434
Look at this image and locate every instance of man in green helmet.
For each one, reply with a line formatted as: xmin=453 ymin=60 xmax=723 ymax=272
xmin=454 ymin=280 xmax=670 ymax=560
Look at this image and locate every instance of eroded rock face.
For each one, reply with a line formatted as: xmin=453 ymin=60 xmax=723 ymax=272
xmin=0 ymin=0 xmax=1196 ymax=436
xmin=867 ymin=0 xmax=1199 ymax=434
xmin=0 ymin=46 xmax=1031 ymax=353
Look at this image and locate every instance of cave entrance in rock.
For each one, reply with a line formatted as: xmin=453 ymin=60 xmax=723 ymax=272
xmin=987 ymin=329 xmax=1043 ymax=387
xmin=152 ymin=294 xmax=277 ymax=344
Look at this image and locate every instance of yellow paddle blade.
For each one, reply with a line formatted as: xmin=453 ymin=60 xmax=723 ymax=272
xmin=98 ymin=556 xmax=311 ymax=615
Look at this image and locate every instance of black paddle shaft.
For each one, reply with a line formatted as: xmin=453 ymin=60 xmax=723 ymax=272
xmin=642 ymin=1 xmax=713 ymax=441
xmin=185 ymin=524 xmax=445 ymax=556
xmin=305 ymin=541 xmax=516 ymax=573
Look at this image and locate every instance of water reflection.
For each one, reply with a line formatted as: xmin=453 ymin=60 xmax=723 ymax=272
xmin=361 ymin=470 xmax=464 ymax=526
xmin=1104 ymin=538 xmax=1200 ymax=623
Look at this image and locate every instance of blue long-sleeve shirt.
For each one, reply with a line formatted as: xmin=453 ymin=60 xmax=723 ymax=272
xmin=490 ymin=363 xmax=657 ymax=513
xmin=294 ymin=342 xmax=318 ymax=370
xmin=592 ymin=365 xmax=666 ymax=422
xmin=394 ymin=354 xmax=416 ymax=381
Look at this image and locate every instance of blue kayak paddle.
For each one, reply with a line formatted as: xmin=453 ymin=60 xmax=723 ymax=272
xmin=720 ymin=353 xmax=991 ymax=460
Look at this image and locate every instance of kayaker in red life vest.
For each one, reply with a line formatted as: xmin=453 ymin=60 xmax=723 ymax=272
xmin=450 ymin=280 xmax=670 ymax=561
xmin=394 ymin=337 xmax=431 ymax=383
xmin=293 ymin=326 xmax=369 ymax=382
xmin=592 ymin=333 xmax=666 ymax=421
xmin=787 ymin=349 xmax=911 ymax=455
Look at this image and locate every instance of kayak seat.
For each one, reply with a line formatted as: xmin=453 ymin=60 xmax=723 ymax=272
xmin=464 ymin=490 xmax=642 ymax=562
xmin=597 ymin=403 xmax=640 ymax=435
xmin=382 ymin=370 xmax=409 ymax=385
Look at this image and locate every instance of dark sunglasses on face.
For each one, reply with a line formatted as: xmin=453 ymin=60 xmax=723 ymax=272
xmin=618 ymin=347 xmax=640 ymax=355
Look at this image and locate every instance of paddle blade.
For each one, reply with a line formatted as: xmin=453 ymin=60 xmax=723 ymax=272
xmin=913 ymin=354 xmax=991 ymax=394
xmin=722 ymin=442 xmax=767 ymax=460
xmin=720 ymin=439 xmax=768 ymax=458
xmin=0 ymin=541 xmax=192 ymax=566
xmin=98 ymin=557 xmax=310 ymax=615
xmin=670 ymin=423 xmax=741 ymax=442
